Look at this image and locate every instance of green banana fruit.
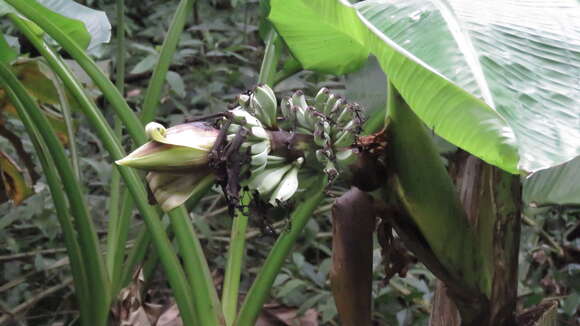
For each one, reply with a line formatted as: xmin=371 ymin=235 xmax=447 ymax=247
xmin=230 ymin=107 xmax=263 ymax=128
xmin=329 ymin=98 xmax=345 ymax=120
xmin=336 ymin=105 xmax=354 ymax=124
xmin=335 ymin=148 xmax=357 ymax=167
xmin=251 ymin=84 xmax=277 ymax=128
xmin=314 ymin=122 xmax=326 ymax=147
xmin=249 ymin=164 xmax=293 ymax=195
xmin=323 ymin=94 xmax=338 ymax=116
xmin=323 ymin=160 xmax=338 ymax=181
xmin=251 ymin=140 xmax=270 ymax=155
xmin=295 ymin=105 xmax=313 ymax=131
xmin=314 ymin=87 xmax=330 ymax=111
xmin=315 ymin=149 xmax=329 ymax=164
xmin=250 ymin=149 xmax=269 ymax=166
xmin=291 ymin=90 xmax=308 ymax=110
xmin=248 ymin=126 xmax=270 ymax=140
xmin=334 ymin=129 xmax=355 ymax=148
xmin=269 ymin=165 xmax=299 ymax=205
xmin=237 ymin=94 xmax=250 ymax=108
xmin=280 ymin=96 xmax=292 ymax=118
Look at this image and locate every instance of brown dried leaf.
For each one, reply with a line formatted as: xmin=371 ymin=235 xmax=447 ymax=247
xmin=0 ymin=151 xmax=34 ymax=205
xmin=258 ymin=303 xmax=319 ymax=326
xmin=377 ymin=217 xmax=416 ymax=280
xmin=330 ymin=187 xmax=375 ymax=326
xmin=112 ymin=269 xmax=162 ymax=326
xmin=155 ymin=304 xmax=182 ymax=326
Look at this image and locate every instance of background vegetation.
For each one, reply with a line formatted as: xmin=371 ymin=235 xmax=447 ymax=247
xmin=0 ymin=0 xmax=579 ymax=325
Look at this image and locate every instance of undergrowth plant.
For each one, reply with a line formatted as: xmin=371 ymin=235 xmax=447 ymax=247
xmin=1 ymin=0 xmax=580 ymax=326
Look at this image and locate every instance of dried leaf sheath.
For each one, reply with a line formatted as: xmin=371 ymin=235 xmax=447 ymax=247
xmin=330 ymin=187 xmax=375 ymax=326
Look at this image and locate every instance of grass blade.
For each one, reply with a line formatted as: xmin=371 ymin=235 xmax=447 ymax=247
xmin=141 ymin=0 xmax=195 ymax=123
xmin=170 ymin=205 xmax=224 ymax=325
xmin=106 ymin=0 xmax=128 ymax=296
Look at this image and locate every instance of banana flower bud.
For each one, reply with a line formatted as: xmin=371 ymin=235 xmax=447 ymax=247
xmin=116 ymin=122 xmax=218 ymax=172
xmin=116 ymin=122 xmax=218 ymax=212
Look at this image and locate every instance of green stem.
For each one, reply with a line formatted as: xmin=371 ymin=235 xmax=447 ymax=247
xmin=106 ymin=0 xmax=128 ymax=296
xmin=0 ymin=58 xmax=110 ymax=326
xmin=120 ymin=220 xmax=152 ymax=288
xmin=115 ymin=0 xmax=195 ymax=292
xmin=141 ymin=0 xmax=195 ymax=123
xmin=121 ymin=175 xmax=214 ymax=288
xmin=52 ymin=73 xmax=80 ymax=178
xmin=140 ymin=241 xmax=161 ymax=290
xmin=107 ymin=190 xmax=133 ymax=294
xmin=9 ymin=17 xmax=199 ymax=325
xmin=115 ymin=0 xmax=126 ymax=97
xmin=221 ymin=193 xmax=250 ymax=326
xmin=170 ymin=204 xmax=223 ymax=326
xmin=272 ymin=58 xmax=301 ymax=86
xmin=235 ymin=177 xmax=326 ymax=326
xmin=386 ymin=81 xmax=488 ymax=294
xmin=257 ymin=30 xmax=279 ymax=86
xmin=1 ymin=82 xmax=91 ymax=326
xmin=221 ymin=31 xmax=281 ymax=324
xmin=221 ymin=32 xmax=282 ymax=323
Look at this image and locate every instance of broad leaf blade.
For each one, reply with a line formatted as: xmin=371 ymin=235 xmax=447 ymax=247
xmin=270 ymin=0 xmax=580 ymax=174
xmin=269 ymin=0 xmax=369 ymax=74
xmin=36 ymin=0 xmax=111 ymax=50
xmin=523 ymin=158 xmax=580 ymax=212
xmin=0 ymin=0 xmax=110 ymax=50
xmin=270 ymin=0 xmax=519 ymax=173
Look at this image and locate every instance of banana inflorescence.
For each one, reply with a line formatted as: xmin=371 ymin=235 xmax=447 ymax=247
xmin=117 ymin=84 xmax=365 ymax=211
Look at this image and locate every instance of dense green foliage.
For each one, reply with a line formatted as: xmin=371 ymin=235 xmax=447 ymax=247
xmin=0 ymin=0 xmax=579 ymax=325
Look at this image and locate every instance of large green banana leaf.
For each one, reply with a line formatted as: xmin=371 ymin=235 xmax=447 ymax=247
xmin=0 ymin=0 xmax=111 ymax=50
xmin=523 ymin=157 xmax=580 ymax=213
xmin=269 ymin=0 xmax=580 ymax=174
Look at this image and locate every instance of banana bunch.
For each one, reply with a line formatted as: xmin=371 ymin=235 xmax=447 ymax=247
xmin=279 ymin=87 xmax=362 ymax=180
xmin=226 ymin=85 xmax=304 ymax=206
xmin=227 ymin=84 xmax=364 ymax=205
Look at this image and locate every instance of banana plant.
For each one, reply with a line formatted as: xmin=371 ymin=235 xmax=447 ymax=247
xmin=0 ymin=1 xmax=387 ymax=325
xmin=3 ymin=0 xmax=578 ymax=325
xmin=268 ymin=0 xmax=580 ymax=325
